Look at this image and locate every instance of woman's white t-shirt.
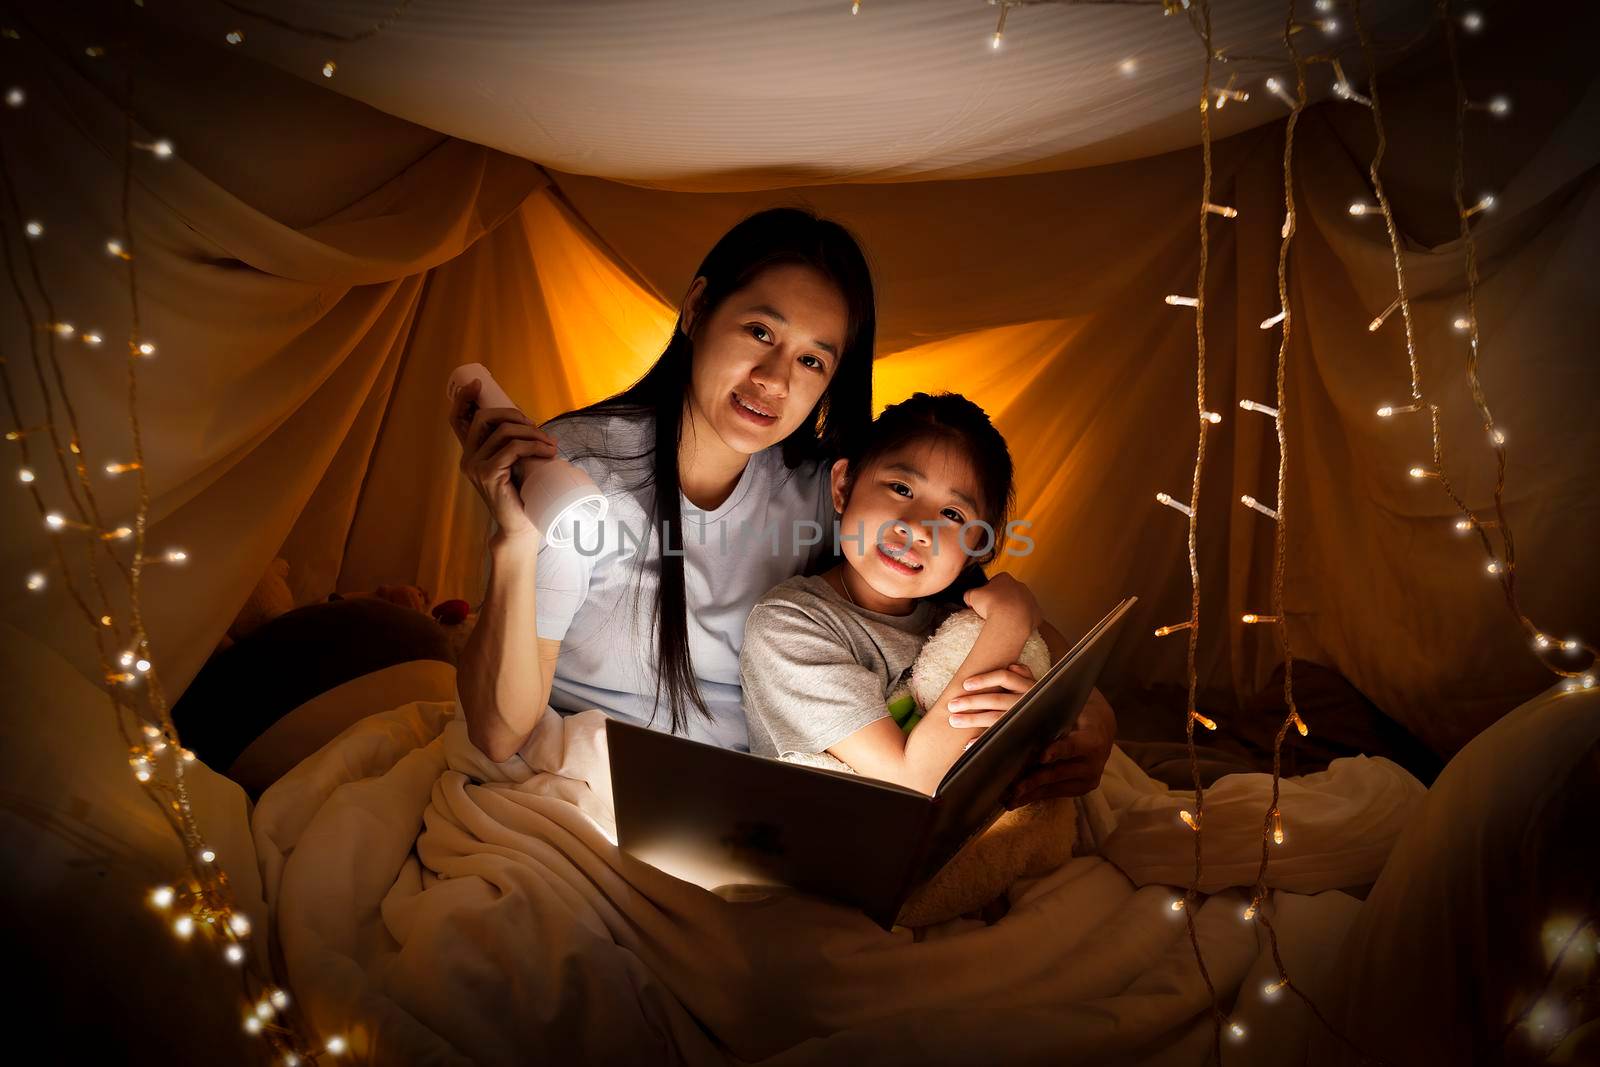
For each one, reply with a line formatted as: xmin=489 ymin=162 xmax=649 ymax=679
xmin=530 ymin=411 xmax=837 ymax=750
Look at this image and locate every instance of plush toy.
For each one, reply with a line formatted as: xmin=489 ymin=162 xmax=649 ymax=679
xmin=215 ymin=557 xmax=295 ymax=652
xmin=892 ymin=607 xmax=1081 ymax=929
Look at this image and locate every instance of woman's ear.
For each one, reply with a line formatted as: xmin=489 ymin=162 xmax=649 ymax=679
xmin=828 ymin=457 xmax=851 ymax=513
xmin=679 ymin=276 xmax=709 ymax=337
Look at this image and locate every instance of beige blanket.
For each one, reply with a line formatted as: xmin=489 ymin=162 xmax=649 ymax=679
xmin=253 ymin=701 xmax=1425 ymax=1065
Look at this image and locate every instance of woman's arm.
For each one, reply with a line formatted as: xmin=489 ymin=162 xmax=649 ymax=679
xmin=445 ymin=375 xmax=566 ymax=762
xmin=827 ymin=575 xmax=1039 ymax=795
xmin=457 ymin=532 xmax=562 ymax=762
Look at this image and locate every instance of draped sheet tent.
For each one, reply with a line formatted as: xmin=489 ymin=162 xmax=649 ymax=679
xmin=2 ymin=0 xmax=1596 ymax=757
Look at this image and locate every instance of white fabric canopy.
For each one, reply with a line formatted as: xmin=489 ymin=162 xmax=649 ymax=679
xmin=145 ymin=0 xmax=1431 ymax=190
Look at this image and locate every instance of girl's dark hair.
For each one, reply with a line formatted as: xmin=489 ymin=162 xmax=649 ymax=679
xmin=834 ymin=391 xmax=1016 ymax=607
xmin=552 ymin=206 xmax=876 ymax=736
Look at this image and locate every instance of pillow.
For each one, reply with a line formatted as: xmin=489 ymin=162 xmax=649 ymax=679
xmin=173 ymin=597 xmax=456 ymax=773
xmin=1307 ymin=681 xmax=1600 ymax=1065
xmin=228 ymin=659 xmax=457 ymax=797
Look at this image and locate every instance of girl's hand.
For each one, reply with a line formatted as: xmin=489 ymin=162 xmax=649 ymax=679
xmin=447 ymin=379 xmax=558 ymax=541
xmin=946 ymin=662 xmax=1035 ymax=728
xmin=962 ymin=572 xmax=1041 ymax=628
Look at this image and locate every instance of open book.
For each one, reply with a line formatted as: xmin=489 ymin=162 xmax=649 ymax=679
xmin=606 ymin=596 xmax=1138 ymax=929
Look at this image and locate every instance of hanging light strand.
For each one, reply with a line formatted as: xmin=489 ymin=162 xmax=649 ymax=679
xmin=0 ymin=20 xmax=337 ymax=1063
xmin=1353 ymin=0 xmax=1596 ymax=685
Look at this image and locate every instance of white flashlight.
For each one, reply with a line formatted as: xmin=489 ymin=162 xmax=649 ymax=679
xmin=447 ymin=364 xmax=607 ymax=546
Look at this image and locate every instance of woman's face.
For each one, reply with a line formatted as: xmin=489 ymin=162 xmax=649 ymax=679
xmin=683 ymin=262 xmax=847 ymax=456
xmin=830 ymin=436 xmax=989 ymax=603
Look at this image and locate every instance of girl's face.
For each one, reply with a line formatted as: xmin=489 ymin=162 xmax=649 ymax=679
xmin=683 ymin=262 xmax=847 ymax=456
xmin=830 ymin=436 xmax=989 ymax=605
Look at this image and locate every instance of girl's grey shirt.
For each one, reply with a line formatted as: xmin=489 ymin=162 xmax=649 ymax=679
xmin=739 ymin=572 xmax=947 ymax=773
xmin=530 ymin=411 xmax=837 ymax=750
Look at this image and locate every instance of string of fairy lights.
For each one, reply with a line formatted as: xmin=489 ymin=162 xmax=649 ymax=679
xmin=1147 ymin=0 xmax=1597 ymax=1060
xmin=4 ymin=0 xmax=1593 ymax=1062
xmin=1 ymin=11 xmax=342 ymax=1066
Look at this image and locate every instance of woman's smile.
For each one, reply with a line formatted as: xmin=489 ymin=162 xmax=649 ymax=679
xmin=730 ymin=389 xmax=779 ymax=425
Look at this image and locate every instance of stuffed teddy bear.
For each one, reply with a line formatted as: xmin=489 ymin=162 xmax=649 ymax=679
xmin=892 ymin=607 xmax=1081 ymax=929
xmin=215 ymin=557 xmax=295 ymax=653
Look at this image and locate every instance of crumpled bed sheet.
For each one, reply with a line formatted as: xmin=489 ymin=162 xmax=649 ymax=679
xmin=252 ymin=700 xmax=1426 ymax=1065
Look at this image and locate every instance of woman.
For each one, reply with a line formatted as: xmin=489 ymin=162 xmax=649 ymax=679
xmin=447 ymin=206 xmax=1113 ymax=807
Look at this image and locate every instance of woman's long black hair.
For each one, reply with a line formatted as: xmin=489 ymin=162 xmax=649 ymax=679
xmin=831 ymin=391 xmax=1017 ymax=609
xmin=552 ymin=207 xmax=877 ymax=736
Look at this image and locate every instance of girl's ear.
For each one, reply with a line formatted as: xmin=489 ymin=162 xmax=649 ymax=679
xmin=828 ymin=457 xmax=851 ymax=513
xmin=679 ymin=276 xmax=709 ymax=337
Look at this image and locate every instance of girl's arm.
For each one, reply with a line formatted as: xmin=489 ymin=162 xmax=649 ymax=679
xmin=828 ymin=574 xmax=1040 ymax=795
xmin=458 ymin=532 xmax=562 ymax=762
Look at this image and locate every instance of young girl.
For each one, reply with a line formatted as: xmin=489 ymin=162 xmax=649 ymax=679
xmin=740 ymin=391 xmax=1041 ymax=796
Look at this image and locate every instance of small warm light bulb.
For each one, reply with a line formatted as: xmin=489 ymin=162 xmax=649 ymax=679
xmin=1164 ymin=294 xmax=1199 ymax=308
xmin=24 ymin=219 xmax=43 ymax=238
xmin=243 ymin=1015 xmax=263 ymax=1035
xmin=18 ymin=467 xmax=34 ymax=483
xmin=1155 ymin=492 xmax=1193 ymax=517
xmin=1488 ymin=95 xmax=1511 ymax=117
xmin=326 ymin=1036 xmax=348 ymax=1055
xmin=1118 ymin=57 xmax=1138 ymax=77
xmin=135 ymin=658 xmax=151 ymax=673
xmin=1455 ymin=518 xmax=1473 ymax=532
xmin=1239 ymin=399 xmax=1279 ymax=417
xmin=1487 ymin=561 xmax=1502 ymax=575
xmin=229 ymin=913 xmax=251 ymax=937
xmin=151 ymin=139 xmax=173 ymax=158
xmin=120 ymin=651 xmax=135 ymax=667
xmin=1192 ymin=711 xmax=1218 ymax=731
xmin=225 ymin=30 xmax=244 ymax=45
xmin=1170 ymin=897 xmax=1186 ymax=912
xmin=4 ymin=87 xmax=22 ymax=108
xmin=1564 ymin=639 xmax=1580 ymax=652
xmin=173 ymin=915 xmax=195 ymax=939
xmin=1264 ymin=979 xmax=1285 ymax=998
xmin=1408 ymin=466 xmax=1427 ymax=479
xmin=1242 ymin=613 xmax=1260 ymax=623
xmin=255 ymin=1000 xmax=274 ymax=1020
xmin=1461 ymin=10 xmax=1483 ymax=32
xmin=1242 ymin=901 xmax=1258 ymax=921
xmin=224 ymin=944 xmax=246 ymax=965
xmin=1319 ymin=17 xmax=1339 ymax=33
xmin=283 ymin=1055 xmax=301 ymax=1067
xmin=1584 ymin=674 xmax=1596 ymax=689
xmin=322 ymin=60 xmax=337 ymax=77
xmin=1179 ymin=810 xmax=1200 ymax=831
xmin=83 ymin=331 xmax=103 ymax=346
xmin=106 ymin=239 xmax=126 ymax=258
xmin=137 ymin=341 xmax=156 ymax=356
xmin=1535 ymin=634 xmax=1551 ymax=649
xmin=46 ymin=511 xmax=65 ymax=529
xmin=26 ymin=572 xmax=46 ymax=591
xmin=1230 ymin=1021 xmax=1247 ymax=1039
xmin=132 ymin=758 xmax=153 ymax=782
xmin=269 ymin=988 xmax=290 ymax=1010
xmin=1272 ymin=810 xmax=1285 ymax=844
xmin=1201 ymin=410 xmax=1221 ymax=424
xmin=1291 ymin=711 xmax=1309 ymax=737
xmin=165 ymin=548 xmax=189 ymax=563
xmin=1491 ymin=428 xmax=1505 ymax=445
xmin=1347 ymin=201 xmax=1376 ymax=216
xmin=180 ymin=748 xmax=197 ymax=762
xmin=1376 ymin=405 xmax=1396 ymax=418
xmin=52 ymin=322 xmax=75 ymax=337
xmin=149 ymin=885 xmax=175 ymax=909
xmin=1260 ymin=309 xmax=1286 ymax=329
xmin=200 ymin=849 xmax=216 ymax=863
